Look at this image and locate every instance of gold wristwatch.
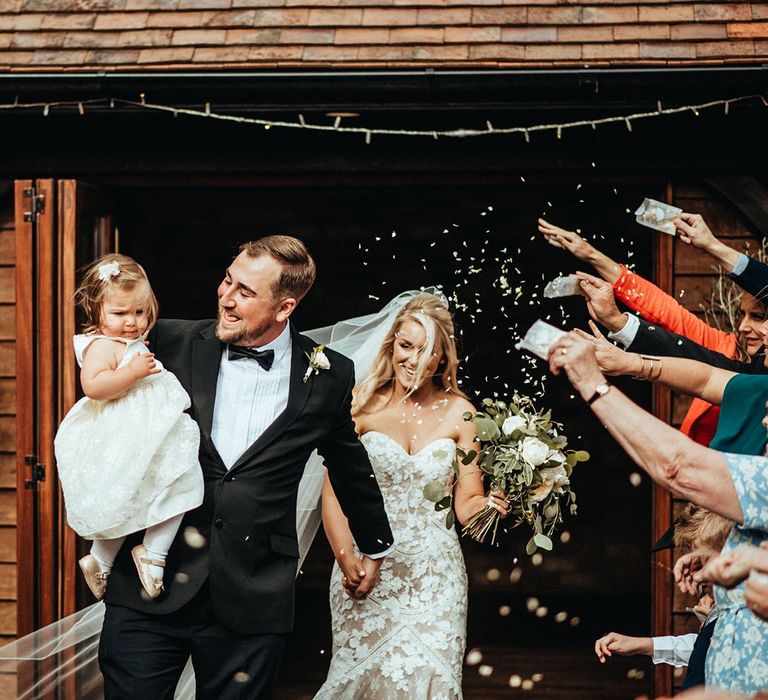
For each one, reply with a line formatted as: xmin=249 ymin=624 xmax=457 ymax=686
xmin=587 ymin=382 xmax=611 ymax=405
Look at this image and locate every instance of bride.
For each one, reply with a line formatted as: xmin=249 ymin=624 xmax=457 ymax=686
xmin=0 ymin=290 xmax=508 ymax=699
xmin=314 ymin=292 xmax=510 ymax=699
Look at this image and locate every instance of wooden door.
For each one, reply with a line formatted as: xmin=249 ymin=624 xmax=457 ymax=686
xmin=15 ymin=179 xmax=57 ymax=635
xmin=14 ymin=180 xmax=115 ymax=636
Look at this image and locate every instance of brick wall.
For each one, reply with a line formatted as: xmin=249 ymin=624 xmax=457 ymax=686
xmin=0 ymin=1 xmax=765 ymax=69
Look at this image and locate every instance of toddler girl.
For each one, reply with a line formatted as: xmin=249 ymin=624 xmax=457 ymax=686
xmin=54 ymin=254 xmax=203 ymax=600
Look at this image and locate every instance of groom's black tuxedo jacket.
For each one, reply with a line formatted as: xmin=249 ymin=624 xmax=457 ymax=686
xmin=626 ymin=318 xmax=768 ymax=374
xmin=104 ymin=319 xmax=393 ymax=634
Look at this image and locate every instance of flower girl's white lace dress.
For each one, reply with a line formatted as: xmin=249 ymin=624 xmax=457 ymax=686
xmin=314 ymin=431 xmax=467 ymax=700
xmin=54 ymin=334 xmax=203 ymax=539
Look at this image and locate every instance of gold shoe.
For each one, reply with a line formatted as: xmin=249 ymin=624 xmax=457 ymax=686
xmin=79 ymin=554 xmax=109 ymax=600
xmin=131 ymin=544 xmax=165 ymax=599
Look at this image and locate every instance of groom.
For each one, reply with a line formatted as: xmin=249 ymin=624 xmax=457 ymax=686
xmin=99 ymin=236 xmax=394 ymax=698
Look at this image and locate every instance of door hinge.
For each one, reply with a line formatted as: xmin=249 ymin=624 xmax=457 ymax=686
xmin=22 ymin=187 xmax=45 ymax=222
xmin=24 ymin=455 xmax=45 ymax=489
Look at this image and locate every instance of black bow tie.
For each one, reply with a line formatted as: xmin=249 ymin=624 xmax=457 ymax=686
xmin=227 ymin=345 xmax=275 ymax=371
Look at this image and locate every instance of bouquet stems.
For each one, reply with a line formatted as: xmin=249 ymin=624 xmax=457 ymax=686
xmin=462 ymin=505 xmax=501 ymax=545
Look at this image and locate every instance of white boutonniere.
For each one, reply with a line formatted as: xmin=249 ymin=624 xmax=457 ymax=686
xmin=303 ymin=344 xmax=331 ymax=383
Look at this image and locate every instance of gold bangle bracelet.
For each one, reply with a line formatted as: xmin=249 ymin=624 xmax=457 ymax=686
xmin=633 ymin=354 xmax=662 ymax=380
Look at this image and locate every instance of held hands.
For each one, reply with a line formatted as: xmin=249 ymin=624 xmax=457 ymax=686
xmin=593 ymin=632 xmax=652 ymax=663
xmin=127 ymin=352 xmax=161 ymax=380
xmin=339 ymin=553 xmax=382 ymax=600
xmin=575 ymin=272 xmax=627 ymax=333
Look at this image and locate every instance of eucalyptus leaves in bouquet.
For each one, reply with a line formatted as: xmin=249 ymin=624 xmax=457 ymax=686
xmin=423 ymin=394 xmax=588 ymax=552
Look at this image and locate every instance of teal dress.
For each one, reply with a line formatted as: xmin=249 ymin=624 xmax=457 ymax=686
xmin=701 ymin=375 xmax=768 ymax=692
xmin=708 ymin=374 xmax=768 ymax=456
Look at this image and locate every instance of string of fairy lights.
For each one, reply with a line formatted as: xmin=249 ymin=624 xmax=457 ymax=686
xmin=0 ymin=92 xmax=764 ymax=142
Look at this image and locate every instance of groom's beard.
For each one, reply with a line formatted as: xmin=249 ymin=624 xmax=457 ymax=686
xmin=215 ymin=307 xmax=274 ymax=347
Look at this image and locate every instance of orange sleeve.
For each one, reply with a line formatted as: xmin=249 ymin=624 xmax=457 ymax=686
xmin=613 ymin=265 xmax=737 ymax=355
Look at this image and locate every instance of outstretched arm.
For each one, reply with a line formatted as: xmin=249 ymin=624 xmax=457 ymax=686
xmin=696 ymin=544 xmax=768 ymax=590
xmin=546 ymin=333 xmax=744 ymax=522
xmin=674 ymin=212 xmax=768 ymax=302
xmin=674 ymin=213 xmax=741 ymax=272
xmin=537 ymin=219 xmax=622 ymax=283
xmin=578 ymin=322 xmax=735 ymax=405
xmin=594 ymin=632 xmax=653 ymax=663
xmin=318 ymin=365 xmax=394 ymax=599
xmin=538 ymin=220 xmax=734 ymax=350
xmin=321 ymin=475 xmax=369 ymax=598
xmin=627 ymin=320 xmax=759 ymax=373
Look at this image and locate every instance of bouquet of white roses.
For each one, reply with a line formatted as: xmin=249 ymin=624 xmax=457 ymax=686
xmin=424 ymin=394 xmax=588 ymax=552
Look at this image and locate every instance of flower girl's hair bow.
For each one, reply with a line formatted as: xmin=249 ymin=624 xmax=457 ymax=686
xmin=97 ymin=261 xmax=120 ymax=283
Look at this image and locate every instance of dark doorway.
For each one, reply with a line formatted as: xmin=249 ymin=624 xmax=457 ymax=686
xmin=112 ymin=179 xmax=656 ymax=698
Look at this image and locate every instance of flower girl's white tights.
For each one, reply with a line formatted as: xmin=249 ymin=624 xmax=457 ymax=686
xmin=90 ymin=513 xmax=184 ymax=579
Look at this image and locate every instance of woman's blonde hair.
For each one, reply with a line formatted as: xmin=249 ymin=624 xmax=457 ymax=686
xmin=674 ymin=503 xmax=732 ymax=553
xmin=353 ymin=293 xmax=467 ymax=415
xmin=76 ymin=253 xmax=158 ymax=335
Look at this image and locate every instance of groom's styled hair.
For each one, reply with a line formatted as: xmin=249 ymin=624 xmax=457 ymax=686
xmin=240 ymin=235 xmax=316 ymax=302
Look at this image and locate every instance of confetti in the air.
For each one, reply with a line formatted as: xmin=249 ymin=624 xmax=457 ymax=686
xmin=465 ymin=648 xmax=483 ymax=666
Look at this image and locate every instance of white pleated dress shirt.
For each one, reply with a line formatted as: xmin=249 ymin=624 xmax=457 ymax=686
xmin=211 ymin=323 xmax=292 ymax=470
xmin=651 ymin=634 xmax=697 ymax=667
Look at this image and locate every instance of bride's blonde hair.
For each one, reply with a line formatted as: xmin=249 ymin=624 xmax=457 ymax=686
xmin=353 ymin=293 xmax=467 ymax=415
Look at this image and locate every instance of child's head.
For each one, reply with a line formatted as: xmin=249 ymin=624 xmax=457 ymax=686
xmin=674 ymin=503 xmax=732 ymax=557
xmin=76 ymin=254 xmax=158 ymax=337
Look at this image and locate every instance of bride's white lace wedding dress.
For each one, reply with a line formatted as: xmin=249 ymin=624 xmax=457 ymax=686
xmin=314 ymin=430 xmax=467 ymax=699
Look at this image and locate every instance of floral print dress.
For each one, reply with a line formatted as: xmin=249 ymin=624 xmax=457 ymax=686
xmin=706 ymin=453 xmax=768 ymax=693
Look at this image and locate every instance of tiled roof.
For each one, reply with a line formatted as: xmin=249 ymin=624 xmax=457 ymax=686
xmin=0 ymin=1 xmax=765 ymax=70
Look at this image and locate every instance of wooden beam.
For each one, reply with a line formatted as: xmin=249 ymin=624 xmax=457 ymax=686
xmin=12 ymin=180 xmax=32 ymax=636
xmin=35 ymin=179 xmax=57 ymax=628
xmin=59 ymin=180 xmax=78 ymax=619
xmin=651 ymin=180 xmax=674 ymax=699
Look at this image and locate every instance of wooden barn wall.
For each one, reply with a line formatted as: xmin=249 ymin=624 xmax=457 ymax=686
xmin=0 ymin=196 xmax=15 ymax=651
